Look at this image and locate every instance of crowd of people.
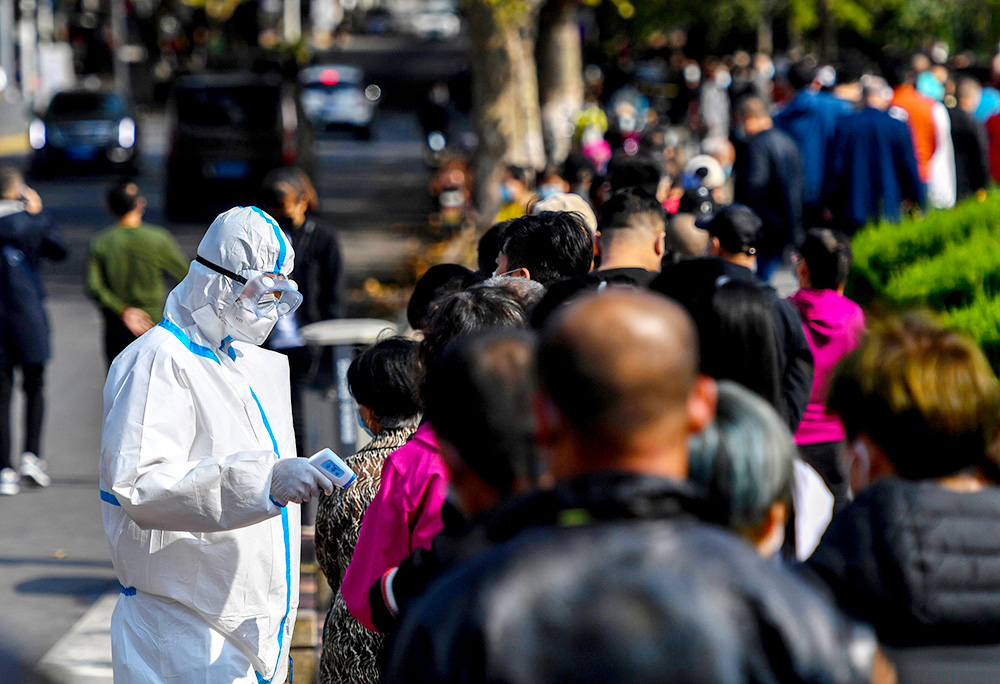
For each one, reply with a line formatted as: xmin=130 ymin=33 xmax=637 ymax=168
xmin=6 ymin=40 xmax=1000 ymax=684
xmin=305 ymin=46 xmax=1000 ymax=684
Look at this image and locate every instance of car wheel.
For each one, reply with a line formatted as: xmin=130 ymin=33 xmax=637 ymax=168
xmin=357 ymin=125 xmax=373 ymax=141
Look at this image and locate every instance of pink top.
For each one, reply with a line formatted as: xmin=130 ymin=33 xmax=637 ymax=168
xmin=341 ymin=423 xmax=447 ymax=631
xmin=788 ymin=289 xmax=865 ymax=446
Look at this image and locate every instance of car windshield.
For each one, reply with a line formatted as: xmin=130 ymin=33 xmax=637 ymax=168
xmin=48 ymin=92 xmax=126 ymax=118
xmin=176 ymin=86 xmax=280 ymax=130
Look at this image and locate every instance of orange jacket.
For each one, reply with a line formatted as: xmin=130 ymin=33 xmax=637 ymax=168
xmin=892 ymin=84 xmax=937 ymax=182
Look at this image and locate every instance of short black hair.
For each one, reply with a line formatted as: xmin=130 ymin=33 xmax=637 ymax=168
xmin=598 ymin=187 xmax=665 ymax=232
xmin=425 ymin=329 xmax=541 ymax=494
xmin=106 ymin=181 xmax=142 ymax=218
xmin=501 ymin=212 xmax=593 ymax=286
xmin=607 ymin=153 xmax=662 ymax=195
xmin=880 ymin=52 xmax=911 ymax=89
xmin=798 ymin=228 xmax=852 ymax=290
xmin=506 ymin=165 xmax=531 ymax=186
xmin=347 ymin=337 xmax=422 ymax=427
xmin=787 ymin=60 xmax=817 ymax=90
xmin=407 ymin=263 xmax=482 ymax=330
xmin=561 ymin=152 xmax=596 ymax=185
xmin=260 ymin=167 xmax=306 ymax=215
xmin=478 ymin=221 xmax=512 ymax=275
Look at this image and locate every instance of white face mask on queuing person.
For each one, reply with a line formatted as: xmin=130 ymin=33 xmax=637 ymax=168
xmin=98 ymin=206 xmax=335 ymax=684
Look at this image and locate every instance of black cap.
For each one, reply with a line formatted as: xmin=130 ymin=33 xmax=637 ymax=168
xmin=697 ymin=204 xmax=762 ymax=255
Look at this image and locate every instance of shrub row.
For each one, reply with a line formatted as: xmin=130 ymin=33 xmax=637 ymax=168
xmin=846 ymin=190 xmax=1000 ymax=371
xmin=849 ymin=192 xmax=1000 ymax=306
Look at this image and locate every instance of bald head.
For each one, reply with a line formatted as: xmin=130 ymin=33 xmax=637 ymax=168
xmin=537 ymin=290 xmax=708 ymax=476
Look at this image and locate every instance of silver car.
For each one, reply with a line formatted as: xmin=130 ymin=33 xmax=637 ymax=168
xmin=299 ymin=65 xmax=382 ymax=139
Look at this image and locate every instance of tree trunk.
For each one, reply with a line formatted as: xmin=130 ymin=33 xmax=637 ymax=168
xmin=465 ymin=0 xmax=546 ymax=226
xmin=757 ymin=0 xmax=773 ymax=54
xmin=536 ymin=0 xmax=583 ymax=166
xmin=817 ymin=0 xmax=836 ymax=61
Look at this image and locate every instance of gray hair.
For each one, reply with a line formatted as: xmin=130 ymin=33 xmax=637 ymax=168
xmin=688 ymin=381 xmax=795 ymax=532
xmin=860 ymin=75 xmax=893 ymax=105
xmin=472 ymin=276 xmax=546 ymax=314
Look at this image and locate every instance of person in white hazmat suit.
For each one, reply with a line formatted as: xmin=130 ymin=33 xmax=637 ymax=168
xmin=99 ymin=206 xmax=336 ymax=684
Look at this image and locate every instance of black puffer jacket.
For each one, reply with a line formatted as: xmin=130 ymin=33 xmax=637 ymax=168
xmin=370 ymin=472 xmax=713 ymax=632
xmin=807 ymin=477 xmax=1000 ymax=646
xmin=384 ymin=472 xmax=873 ymax=684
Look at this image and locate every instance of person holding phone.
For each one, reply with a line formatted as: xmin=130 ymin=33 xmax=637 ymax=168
xmin=0 ymin=165 xmax=66 ymax=496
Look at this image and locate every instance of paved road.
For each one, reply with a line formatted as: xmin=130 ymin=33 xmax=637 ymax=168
xmin=0 ymin=101 xmax=433 ymax=676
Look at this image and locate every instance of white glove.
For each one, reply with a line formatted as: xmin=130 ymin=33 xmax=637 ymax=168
xmin=269 ymin=458 xmax=335 ymax=507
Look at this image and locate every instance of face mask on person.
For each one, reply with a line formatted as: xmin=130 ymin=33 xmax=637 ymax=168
xmin=715 ymin=70 xmax=732 ymax=89
xmin=537 ymin=184 xmax=562 ymax=200
xmin=357 ymin=406 xmax=375 ymax=439
xmin=222 ymin=302 xmax=280 ymax=345
xmin=500 ymin=182 xmax=516 ymax=203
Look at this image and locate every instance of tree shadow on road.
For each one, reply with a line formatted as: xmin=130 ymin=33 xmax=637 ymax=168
xmin=15 ymin=575 xmax=119 ymax=597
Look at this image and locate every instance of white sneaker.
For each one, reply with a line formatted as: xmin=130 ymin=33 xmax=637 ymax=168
xmin=20 ymin=453 xmax=51 ymax=488
xmin=0 ymin=468 xmax=19 ymax=495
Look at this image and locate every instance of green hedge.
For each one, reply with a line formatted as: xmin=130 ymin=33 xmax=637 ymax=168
xmin=849 ymin=192 xmax=1000 ymax=306
xmin=846 ymin=190 xmax=1000 ymax=370
xmin=943 ymin=297 xmax=1000 ymax=372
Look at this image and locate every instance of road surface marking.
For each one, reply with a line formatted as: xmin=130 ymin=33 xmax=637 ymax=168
xmin=35 ymin=592 xmax=114 ymax=684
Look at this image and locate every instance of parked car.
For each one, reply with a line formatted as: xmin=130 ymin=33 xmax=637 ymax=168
xmin=299 ymin=65 xmax=381 ymax=139
xmin=29 ymin=89 xmax=139 ymax=175
xmin=165 ymin=72 xmax=315 ymax=221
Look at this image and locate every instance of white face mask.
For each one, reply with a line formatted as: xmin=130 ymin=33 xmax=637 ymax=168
xmin=221 ymin=300 xmax=279 ymax=345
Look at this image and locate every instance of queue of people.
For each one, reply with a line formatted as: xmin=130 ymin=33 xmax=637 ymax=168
xmin=7 ymin=41 xmax=1000 ymax=684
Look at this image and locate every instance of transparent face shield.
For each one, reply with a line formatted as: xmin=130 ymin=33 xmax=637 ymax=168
xmin=197 ymin=256 xmax=303 ymax=319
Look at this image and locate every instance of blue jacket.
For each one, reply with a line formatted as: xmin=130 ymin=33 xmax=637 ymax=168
xmin=826 ymin=107 xmax=924 ymax=229
xmin=0 ymin=202 xmax=67 ymax=365
xmin=774 ymin=90 xmax=853 ymax=208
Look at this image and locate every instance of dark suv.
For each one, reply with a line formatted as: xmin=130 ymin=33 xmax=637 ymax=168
xmin=29 ymin=90 xmax=139 ymax=175
xmin=165 ymin=73 xmax=316 ymax=221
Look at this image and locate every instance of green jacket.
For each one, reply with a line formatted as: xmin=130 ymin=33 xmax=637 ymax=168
xmin=86 ymin=223 xmax=190 ymax=322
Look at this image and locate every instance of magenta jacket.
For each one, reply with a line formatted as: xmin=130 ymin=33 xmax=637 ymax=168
xmin=341 ymin=423 xmax=447 ymax=631
xmin=788 ymin=289 xmax=865 ymax=446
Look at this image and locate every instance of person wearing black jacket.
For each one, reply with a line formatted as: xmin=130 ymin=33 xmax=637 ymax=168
xmin=380 ymin=290 xmax=870 ymax=683
xmin=949 ymin=78 xmax=990 ymax=200
xmin=733 ymin=96 xmax=804 ymax=281
xmin=652 ymin=204 xmax=813 ymax=433
xmin=807 ymin=314 xmax=1000 ymax=681
xmin=261 ymin=167 xmax=343 ymax=458
xmin=0 ymin=167 xmax=67 ymax=495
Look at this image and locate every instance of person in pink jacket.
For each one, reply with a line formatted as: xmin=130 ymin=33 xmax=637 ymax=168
xmin=341 ymin=422 xmax=446 ymax=632
xmin=341 ymin=282 xmax=532 ymax=632
xmin=788 ymin=229 xmax=864 ymax=510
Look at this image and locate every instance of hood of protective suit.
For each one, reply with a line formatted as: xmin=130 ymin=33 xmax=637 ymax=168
xmin=163 ymin=206 xmax=295 ymax=350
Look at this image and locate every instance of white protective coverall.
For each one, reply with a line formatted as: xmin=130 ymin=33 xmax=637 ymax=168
xmin=100 ymin=207 xmax=300 ymax=684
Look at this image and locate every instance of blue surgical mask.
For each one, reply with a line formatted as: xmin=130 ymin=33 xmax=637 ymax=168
xmin=537 ymin=184 xmax=562 ymax=200
xmin=357 ymin=407 xmax=375 ymax=439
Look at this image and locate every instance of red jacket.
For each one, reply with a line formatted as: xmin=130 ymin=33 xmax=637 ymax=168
xmin=987 ymin=113 xmax=1000 ymax=183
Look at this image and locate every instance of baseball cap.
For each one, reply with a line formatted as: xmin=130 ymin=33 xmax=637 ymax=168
xmin=697 ymin=204 xmax=762 ymax=255
xmin=530 ymin=193 xmax=598 ymax=236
